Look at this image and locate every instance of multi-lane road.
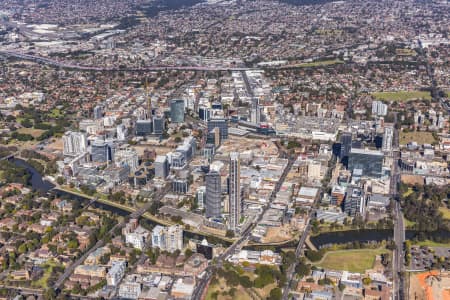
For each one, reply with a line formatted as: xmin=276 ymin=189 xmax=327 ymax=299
xmin=0 ymin=50 xmax=254 ymax=72
xmin=393 ymin=201 xmax=405 ymax=300
xmin=390 ymin=111 xmax=405 ymax=300
xmin=281 ymin=219 xmax=313 ymax=300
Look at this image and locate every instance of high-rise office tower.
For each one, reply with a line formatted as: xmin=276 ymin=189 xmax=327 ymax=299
xmin=228 ymin=152 xmax=241 ymax=231
xmin=63 ymin=131 xmax=88 ymax=156
xmin=91 ymin=139 xmax=109 ymax=163
xmin=136 ymin=120 xmax=153 ymax=136
xmin=172 ymin=178 xmax=189 ymax=194
xmin=154 ymin=155 xmax=169 ymax=179
xmin=170 ymin=99 xmax=185 ymax=123
xmin=205 ymin=171 xmax=221 ymax=218
xmin=199 ymin=107 xmax=211 ymax=122
xmin=146 ymin=84 xmax=153 ymax=122
xmin=344 ymin=186 xmax=365 ymax=217
xmin=207 ymin=118 xmax=228 ymax=140
xmin=339 ymin=132 xmax=352 ymax=162
xmin=105 ymin=139 xmax=117 ymax=162
xmin=153 ymin=115 xmax=165 ymax=135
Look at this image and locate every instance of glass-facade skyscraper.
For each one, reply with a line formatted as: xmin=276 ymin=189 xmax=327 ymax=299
xmin=348 ymin=148 xmax=384 ymax=178
xmin=170 ymin=99 xmax=185 ymax=123
xmin=339 ymin=132 xmax=352 ymax=161
xmin=91 ymin=139 xmax=109 ymax=163
xmin=207 ymin=118 xmax=228 ymax=140
xmin=136 ymin=120 xmax=153 ymax=136
xmin=152 ymin=116 xmax=165 ymax=135
xmin=205 ymin=171 xmax=221 ymax=218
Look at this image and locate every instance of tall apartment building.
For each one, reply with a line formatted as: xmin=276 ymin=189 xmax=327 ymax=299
xmin=197 ymin=186 xmax=206 ymax=210
xmin=93 ymin=105 xmax=103 ymax=119
xmin=114 ymin=148 xmax=139 ymax=172
xmin=151 ymin=225 xmax=183 ymax=253
xmin=116 ymin=124 xmax=128 ymax=141
xmin=229 ymin=152 xmax=241 ymax=231
xmin=63 ymin=131 xmax=87 ymax=156
xmin=372 ymin=100 xmax=388 ymax=116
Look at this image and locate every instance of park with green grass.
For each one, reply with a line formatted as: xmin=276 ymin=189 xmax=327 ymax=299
xmin=296 ymin=59 xmax=343 ymax=67
xmin=313 ymin=248 xmax=389 ymax=273
xmin=371 ymin=90 xmax=431 ymax=102
xmin=399 ymin=131 xmax=437 ymax=145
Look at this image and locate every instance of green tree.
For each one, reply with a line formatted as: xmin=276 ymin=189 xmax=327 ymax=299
xmin=67 ymin=239 xmax=79 ymax=249
xmin=295 ymin=261 xmax=311 ymax=277
xmin=184 ymin=248 xmax=193 ymax=258
xmin=268 ymin=288 xmax=282 ymax=300
xmin=240 ymin=275 xmax=252 ymax=288
xmin=18 ymin=244 xmax=27 ymax=254
xmin=72 ymin=283 xmax=82 ymax=295
xmin=225 ymin=230 xmax=235 ymax=238
xmin=44 ymin=288 xmax=56 ymax=300
xmin=56 ymin=176 xmax=65 ymax=185
xmin=20 ymin=118 xmax=33 ymax=128
xmin=305 ymin=250 xmax=325 ymax=262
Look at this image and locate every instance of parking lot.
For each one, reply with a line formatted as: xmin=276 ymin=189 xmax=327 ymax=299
xmin=409 ymin=246 xmax=450 ymax=271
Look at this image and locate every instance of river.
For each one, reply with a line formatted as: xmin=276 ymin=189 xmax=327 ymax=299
xmin=16 ymin=158 xmax=447 ymax=249
xmin=53 ymin=188 xmax=231 ymax=246
xmin=310 ymin=229 xmax=450 ymax=249
xmin=13 ymin=158 xmax=55 ymax=192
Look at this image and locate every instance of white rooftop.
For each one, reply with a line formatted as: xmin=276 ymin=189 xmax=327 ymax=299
xmin=298 ymin=187 xmax=319 ymax=198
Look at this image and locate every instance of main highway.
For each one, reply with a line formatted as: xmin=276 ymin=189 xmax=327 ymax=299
xmin=0 ymin=50 xmax=254 ymax=72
